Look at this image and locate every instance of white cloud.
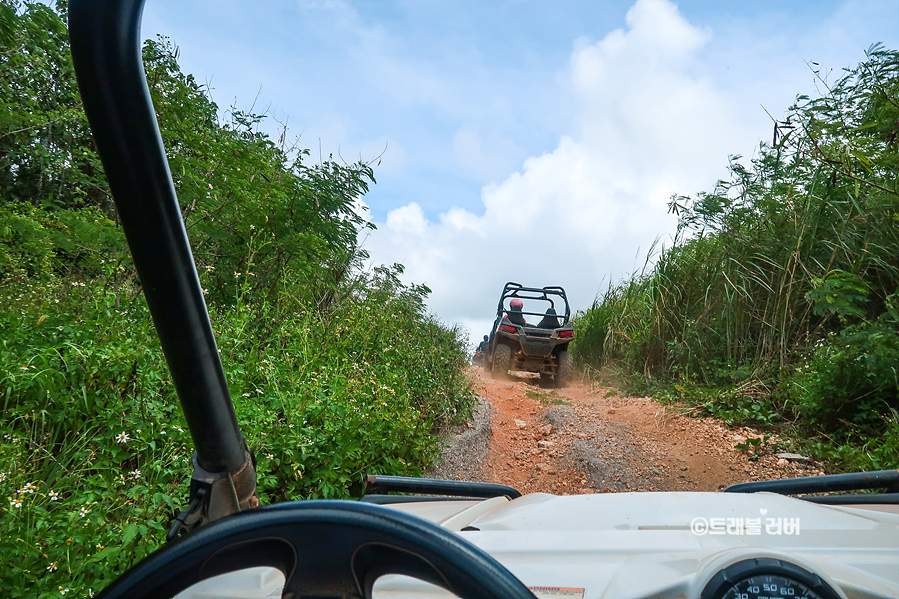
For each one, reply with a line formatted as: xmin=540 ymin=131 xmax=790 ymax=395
xmin=364 ymin=0 xmax=777 ymax=341
xmin=385 ymin=202 xmax=428 ymax=236
xmin=452 ymin=128 xmax=527 ymax=182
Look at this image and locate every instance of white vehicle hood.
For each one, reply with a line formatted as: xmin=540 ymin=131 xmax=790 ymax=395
xmin=382 ymin=492 xmax=899 ymax=599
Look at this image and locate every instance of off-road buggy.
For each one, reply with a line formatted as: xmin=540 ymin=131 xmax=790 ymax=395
xmin=486 ymin=283 xmax=575 ymax=385
xmin=472 ymin=335 xmax=489 ymax=368
xmin=68 ymin=2 xmax=899 ymax=599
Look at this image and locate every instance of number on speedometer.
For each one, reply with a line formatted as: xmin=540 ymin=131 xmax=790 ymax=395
xmin=701 ymin=558 xmax=840 ymax=599
xmin=725 ymin=574 xmax=818 ymax=598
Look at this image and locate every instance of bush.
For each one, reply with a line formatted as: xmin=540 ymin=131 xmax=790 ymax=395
xmin=0 ymin=3 xmax=474 ymax=596
xmin=0 ymin=202 xmax=57 ymax=279
xmin=789 ymin=294 xmax=899 ymax=432
xmin=801 ymin=411 xmax=899 ymax=472
xmin=0 ymin=266 xmax=473 ymax=597
xmin=0 ymin=202 xmax=128 ymax=284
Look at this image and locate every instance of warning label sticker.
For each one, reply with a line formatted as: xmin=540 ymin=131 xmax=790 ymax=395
xmin=529 ymin=587 xmax=586 ymax=599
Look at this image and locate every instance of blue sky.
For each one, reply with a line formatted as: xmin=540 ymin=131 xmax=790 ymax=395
xmin=141 ymin=0 xmax=899 ymax=340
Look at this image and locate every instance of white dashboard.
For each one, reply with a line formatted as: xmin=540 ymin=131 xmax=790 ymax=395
xmin=176 ymin=491 xmax=899 ymax=599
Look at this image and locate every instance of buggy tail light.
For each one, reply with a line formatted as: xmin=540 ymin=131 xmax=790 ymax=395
xmin=559 ymin=330 xmax=574 ymax=338
xmin=501 ymin=324 xmax=517 ymax=333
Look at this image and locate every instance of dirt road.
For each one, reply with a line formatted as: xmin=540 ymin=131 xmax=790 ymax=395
xmin=430 ymin=369 xmax=823 ymax=494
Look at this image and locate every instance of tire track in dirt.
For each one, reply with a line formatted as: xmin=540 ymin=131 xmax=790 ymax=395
xmin=432 ymin=369 xmax=824 ymax=495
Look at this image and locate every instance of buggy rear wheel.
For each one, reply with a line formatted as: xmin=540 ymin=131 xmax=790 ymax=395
xmin=556 ymin=350 xmax=574 ymax=387
xmin=492 ymin=344 xmax=511 ymax=379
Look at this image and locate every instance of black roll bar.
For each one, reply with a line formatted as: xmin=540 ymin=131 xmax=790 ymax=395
xmin=68 ymin=0 xmax=257 ymax=533
xmin=364 ymin=475 xmax=522 ymax=500
xmin=724 ymin=469 xmax=899 ymax=501
xmin=496 ymin=282 xmax=571 ymax=323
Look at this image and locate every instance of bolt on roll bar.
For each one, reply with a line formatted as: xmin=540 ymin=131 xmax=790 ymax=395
xmin=68 ymin=0 xmax=257 ymax=535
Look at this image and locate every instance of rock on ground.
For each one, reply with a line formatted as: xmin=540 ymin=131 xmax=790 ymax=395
xmin=427 ymin=396 xmax=492 ymax=482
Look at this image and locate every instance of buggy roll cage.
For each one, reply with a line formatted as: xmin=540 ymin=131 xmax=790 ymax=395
xmin=496 ymin=282 xmax=571 ymax=325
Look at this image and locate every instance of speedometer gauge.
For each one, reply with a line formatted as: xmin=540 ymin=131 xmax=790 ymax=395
xmin=719 ymin=575 xmax=828 ymax=599
xmin=701 ymin=558 xmax=841 ymax=599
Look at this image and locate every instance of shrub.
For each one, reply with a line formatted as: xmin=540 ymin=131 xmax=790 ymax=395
xmin=0 ymin=266 xmax=473 ymax=597
xmin=789 ymin=294 xmax=899 ymax=433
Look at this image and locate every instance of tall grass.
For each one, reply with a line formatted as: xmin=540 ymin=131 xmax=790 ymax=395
xmin=573 ymin=45 xmax=899 ymax=462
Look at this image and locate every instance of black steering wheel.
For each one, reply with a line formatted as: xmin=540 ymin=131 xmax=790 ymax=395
xmin=97 ymin=501 xmax=536 ymax=599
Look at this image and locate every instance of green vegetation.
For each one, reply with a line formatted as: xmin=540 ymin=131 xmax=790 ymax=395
xmin=525 ymin=388 xmax=567 ymax=406
xmin=0 ymin=3 xmax=472 ymax=596
xmin=574 ymin=44 xmax=899 ymax=472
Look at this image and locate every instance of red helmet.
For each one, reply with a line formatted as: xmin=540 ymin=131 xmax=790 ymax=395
xmin=509 ymin=298 xmax=523 ymax=309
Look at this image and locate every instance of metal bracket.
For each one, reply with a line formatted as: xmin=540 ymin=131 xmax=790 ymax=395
xmin=167 ymin=445 xmax=259 ymax=542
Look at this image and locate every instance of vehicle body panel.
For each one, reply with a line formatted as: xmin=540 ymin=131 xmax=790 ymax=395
xmin=180 ymin=492 xmax=899 ymax=599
